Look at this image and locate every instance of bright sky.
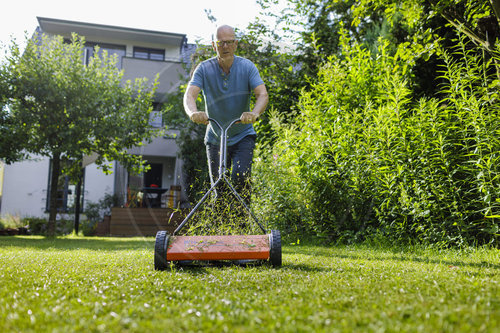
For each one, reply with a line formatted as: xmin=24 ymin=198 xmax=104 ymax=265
xmin=0 ymin=0 xmax=266 ymax=48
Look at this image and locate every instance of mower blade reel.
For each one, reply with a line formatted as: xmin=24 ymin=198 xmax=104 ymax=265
xmin=166 ymin=235 xmax=270 ymax=261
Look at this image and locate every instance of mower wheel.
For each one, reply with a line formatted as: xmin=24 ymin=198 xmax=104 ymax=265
xmin=269 ymin=230 xmax=282 ymax=267
xmin=154 ymin=231 xmax=170 ymax=270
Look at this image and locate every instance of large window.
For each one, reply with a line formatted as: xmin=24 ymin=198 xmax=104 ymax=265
xmin=133 ymin=47 xmax=165 ymax=61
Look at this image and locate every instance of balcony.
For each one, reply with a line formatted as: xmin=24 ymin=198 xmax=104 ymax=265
xmin=121 ymin=57 xmax=187 ymax=96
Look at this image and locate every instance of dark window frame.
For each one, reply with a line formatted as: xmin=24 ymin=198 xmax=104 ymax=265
xmin=46 ymin=160 xmax=85 ymax=213
xmin=133 ymin=47 xmax=165 ymax=61
xmin=83 ymin=41 xmax=126 ymax=68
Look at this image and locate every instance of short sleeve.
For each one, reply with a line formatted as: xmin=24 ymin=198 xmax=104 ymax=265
xmin=189 ymin=63 xmax=204 ymax=89
xmin=248 ymin=62 xmax=265 ymax=90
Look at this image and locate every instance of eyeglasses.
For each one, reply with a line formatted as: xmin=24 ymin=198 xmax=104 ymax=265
xmin=216 ymin=40 xmax=237 ymax=47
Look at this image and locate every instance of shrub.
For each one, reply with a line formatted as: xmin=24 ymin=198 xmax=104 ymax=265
xmin=24 ymin=217 xmax=73 ymax=236
xmin=253 ymin=34 xmax=499 ymax=246
xmin=81 ymin=202 xmax=99 ymax=236
xmin=0 ymin=214 xmax=24 ymax=229
xmin=82 ymin=194 xmax=120 ymax=236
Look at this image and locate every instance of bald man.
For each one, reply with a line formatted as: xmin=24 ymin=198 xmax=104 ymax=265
xmin=183 ymin=24 xmax=268 ymax=203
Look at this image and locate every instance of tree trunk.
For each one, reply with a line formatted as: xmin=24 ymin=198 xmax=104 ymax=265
xmin=48 ymin=153 xmax=61 ymax=237
xmin=74 ymin=168 xmax=83 ymax=235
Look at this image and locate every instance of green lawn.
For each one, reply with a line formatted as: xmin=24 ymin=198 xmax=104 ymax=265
xmin=0 ymin=236 xmax=498 ymax=332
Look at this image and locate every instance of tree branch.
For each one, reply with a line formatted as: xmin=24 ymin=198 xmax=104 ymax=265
xmin=440 ymin=11 xmax=494 ymax=53
xmin=489 ymin=0 xmax=500 ymax=26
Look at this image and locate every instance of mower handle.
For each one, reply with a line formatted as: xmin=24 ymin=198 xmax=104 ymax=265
xmin=207 ymin=118 xmax=240 ymax=181
xmin=207 ymin=117 xmax=240 ymax=132
xmin=172 ymin=116 xmax=268 ymax=235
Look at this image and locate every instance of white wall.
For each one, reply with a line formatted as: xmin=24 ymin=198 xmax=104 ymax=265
xmin=1 ymin=157 xmax=50 ymax=218
xmin=0 ymin=157 xmax=116 ymax=218
xmin=82 ymin=162 xmax=115 ymax=206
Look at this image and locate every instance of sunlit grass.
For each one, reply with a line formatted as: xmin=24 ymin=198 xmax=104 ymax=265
xmin=0 ymin=236 xmax=498 ymax=332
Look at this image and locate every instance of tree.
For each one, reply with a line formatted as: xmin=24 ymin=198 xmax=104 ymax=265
xmin=1 ymin=56 xmax=27 ymax=163
xmin=2 ymin=33 xmax=158 ymax=236
xmin=351 ymin=0 xmax=500 ymax=67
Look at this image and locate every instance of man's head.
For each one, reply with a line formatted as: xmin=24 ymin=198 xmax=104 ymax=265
xmin=212 ymin=25 xmax=238 ymax=62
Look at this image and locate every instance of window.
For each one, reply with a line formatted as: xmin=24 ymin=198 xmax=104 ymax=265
xmin=149 ymin=111 xmax=163 ymax=128
xmin=83 ymin=42 xmax=126 ymax=69
xmin=149 ymin=103 xmax=163 ymax=128
xmin=133 ymin=47 xmax=165 ymax=61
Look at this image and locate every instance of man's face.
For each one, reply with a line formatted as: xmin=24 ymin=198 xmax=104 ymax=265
xmin=213 ymin=28 xmax=238 ymax=62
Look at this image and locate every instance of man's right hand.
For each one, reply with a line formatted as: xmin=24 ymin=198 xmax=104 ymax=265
xmin=189 ymin=111 xmax=209 ymax=125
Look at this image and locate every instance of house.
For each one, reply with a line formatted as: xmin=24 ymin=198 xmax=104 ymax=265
xmin=0 ymin=17 xmax=196 ymax=222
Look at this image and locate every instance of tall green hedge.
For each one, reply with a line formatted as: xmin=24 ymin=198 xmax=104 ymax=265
xmin=253 ymin=36 xmax=499 ymax=246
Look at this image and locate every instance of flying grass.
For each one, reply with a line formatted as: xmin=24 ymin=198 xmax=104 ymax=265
xmin=0 ymin=236 xmax=498 ymax=332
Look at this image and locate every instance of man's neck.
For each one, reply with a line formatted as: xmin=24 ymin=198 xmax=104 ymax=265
xmin=217 ymin=56 xmax=234 ymax=74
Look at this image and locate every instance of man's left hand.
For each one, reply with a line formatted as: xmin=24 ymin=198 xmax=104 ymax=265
xmin=240 ymin=112 xmax=259 ymax=124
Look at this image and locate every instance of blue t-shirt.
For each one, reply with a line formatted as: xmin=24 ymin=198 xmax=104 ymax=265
xmin=188 ymin=56 xmax=265 ymax=146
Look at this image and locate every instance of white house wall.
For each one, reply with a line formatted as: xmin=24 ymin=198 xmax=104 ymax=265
xmin=83 ymin=162 xmax=115 ymax=206
xmin=1 ymin=157 xmax=49 ymax=218
xmin=0 ymin=157 xmax=116 ymax=218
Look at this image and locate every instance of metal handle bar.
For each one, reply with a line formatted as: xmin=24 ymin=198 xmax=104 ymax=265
xmin=207 ymin=118 xmax=240 ymax=179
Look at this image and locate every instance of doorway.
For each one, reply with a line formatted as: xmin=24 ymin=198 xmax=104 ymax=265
xmin=144 ymin=163 xmax=162 ymax=188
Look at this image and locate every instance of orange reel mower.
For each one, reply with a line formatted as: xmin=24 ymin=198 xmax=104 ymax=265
xmin=154 ymin=118 xmax=282 ymax=269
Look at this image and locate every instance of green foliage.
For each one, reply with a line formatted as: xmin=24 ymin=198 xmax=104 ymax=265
xmin=254 ymin=32 xmax=500 ymax=246
xmin=82 ymin=194 xmax=120 ymax=236
xmin=352 ymin=0 xmax=500 ymax=58
xmin=81 ymin=202 xmax=100 ymax=236
xmin=23 ymin=217 xmax=73 ymax=236
xmin=235 ymin=22 xmax=303 ymax=141
xmin=0 ymin=215 xmax=23 ymax=229
xmin=0 ymin=59 xmax=25 ymax=163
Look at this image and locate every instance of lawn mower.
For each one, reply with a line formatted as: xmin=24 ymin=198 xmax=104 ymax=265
xmin=154 ymin=118 xmax=282 ymax=269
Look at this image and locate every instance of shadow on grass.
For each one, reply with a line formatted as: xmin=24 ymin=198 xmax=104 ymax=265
xmin=0 ymin=235 xmax=153 ymax=251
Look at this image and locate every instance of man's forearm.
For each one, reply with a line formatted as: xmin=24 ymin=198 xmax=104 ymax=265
xmin=251 ymin=92 xmax=269 ymax=117
xmin=183 ymin=95 xmax=198 ymax=117
xmin=183 ymin=86 xmax=208 ymax=124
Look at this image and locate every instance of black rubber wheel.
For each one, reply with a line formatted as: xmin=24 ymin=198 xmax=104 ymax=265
xmin=269 ymin=230 xmax=282 ymax=267
xmin=154 ymin=231 xmax=170 ymax=270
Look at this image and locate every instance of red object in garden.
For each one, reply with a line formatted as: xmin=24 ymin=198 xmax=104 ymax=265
xmin=166 ymin=235 xmax=270 ymax=261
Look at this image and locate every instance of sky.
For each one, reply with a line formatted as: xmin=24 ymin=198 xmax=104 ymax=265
xmin=0 ymin=0 xmax=266 ymax=48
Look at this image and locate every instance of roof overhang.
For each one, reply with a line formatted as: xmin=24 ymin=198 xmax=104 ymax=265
xmin=37 ymin=17 xmax=186 ymax=46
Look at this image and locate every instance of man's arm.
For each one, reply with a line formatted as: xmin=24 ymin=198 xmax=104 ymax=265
xmin=240 ymin=84 xmax=269 ymax=124
xmin=183 ymin=85 xmax=208 ymax=125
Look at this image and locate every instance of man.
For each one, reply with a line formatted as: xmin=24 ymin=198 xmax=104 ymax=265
xmin=183 ymin=25 xmax=268 ymax=203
